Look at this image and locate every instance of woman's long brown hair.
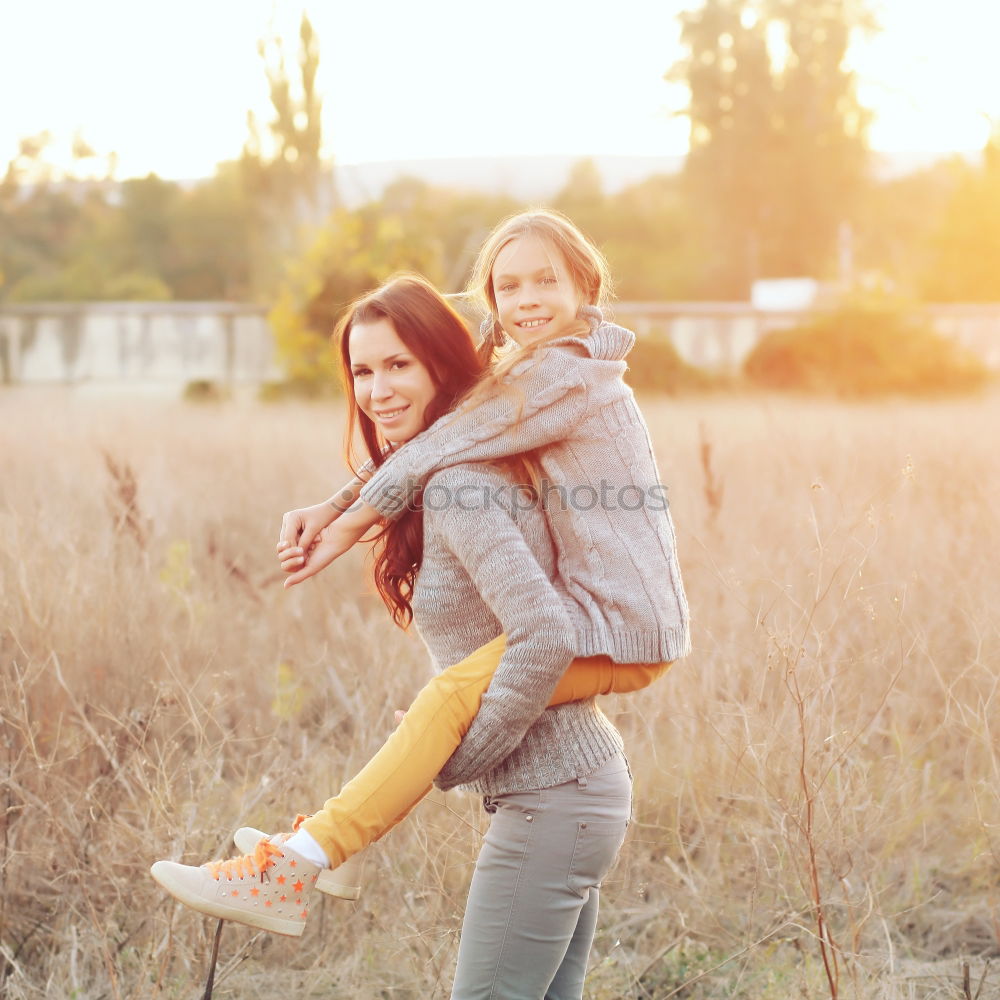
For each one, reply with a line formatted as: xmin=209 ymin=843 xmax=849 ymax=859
xmin=334 ymin=274 xmax=482 ymax=627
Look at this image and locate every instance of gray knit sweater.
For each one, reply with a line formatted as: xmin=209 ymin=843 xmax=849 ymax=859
xmin=412 ymin=463 xmax=624 ymax=795
xmin=361 ymin=313 xmax=691 ymax=665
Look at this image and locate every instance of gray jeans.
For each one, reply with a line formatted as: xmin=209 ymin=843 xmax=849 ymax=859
xmin=451 ymin=753 xmax=632 ymax=1000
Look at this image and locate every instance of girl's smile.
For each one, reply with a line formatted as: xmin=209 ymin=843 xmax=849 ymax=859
xmin=491 ymin=235 xmax=584 ymax=347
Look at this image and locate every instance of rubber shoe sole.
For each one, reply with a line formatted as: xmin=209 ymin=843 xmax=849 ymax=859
xmin=150 ymin=845 xmax=320 ymax=937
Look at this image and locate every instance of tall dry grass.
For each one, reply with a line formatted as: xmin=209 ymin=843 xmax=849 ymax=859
xmin=1 ymin=388 xmax=997 ymax=999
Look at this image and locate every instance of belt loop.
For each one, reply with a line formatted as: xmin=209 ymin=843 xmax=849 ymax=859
xmin=577 ymin=775 xmax=588 ymax=788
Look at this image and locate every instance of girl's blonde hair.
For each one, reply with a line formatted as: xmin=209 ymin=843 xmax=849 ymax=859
xmin=468 ymin=208 xmax=613 ymax=370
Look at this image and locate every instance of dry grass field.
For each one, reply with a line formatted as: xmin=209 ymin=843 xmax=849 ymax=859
xmin=1 ymin=388 xmax=998 ymax=999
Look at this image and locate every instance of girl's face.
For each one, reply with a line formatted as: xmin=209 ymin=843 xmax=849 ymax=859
xmin=491 ymin=234 xmax=585 ymax=347
xmin=349 ymin=317 xmax=437 ymax=444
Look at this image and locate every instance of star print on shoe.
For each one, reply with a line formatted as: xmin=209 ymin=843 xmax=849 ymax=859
xmin=233 ymin=816 xmax=368 ymax=901
xmin=150 ymin=839 xmax=321 ymax=937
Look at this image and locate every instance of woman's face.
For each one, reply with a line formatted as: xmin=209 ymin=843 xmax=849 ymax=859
xmin=349 ymin=317 xmax=437 ymax=445
xmin=491 ymin=234 xmax=584 ymax=347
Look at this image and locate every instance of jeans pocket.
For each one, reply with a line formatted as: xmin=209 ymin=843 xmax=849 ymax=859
xmin=493 ymin=788 xmax=542 ymax=816
xmin=566 ymin=818 xmax=629 ymax=898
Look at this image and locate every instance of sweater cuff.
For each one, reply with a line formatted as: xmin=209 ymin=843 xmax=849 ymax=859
xmin=359 ymin=467 xmax=416 ymax=520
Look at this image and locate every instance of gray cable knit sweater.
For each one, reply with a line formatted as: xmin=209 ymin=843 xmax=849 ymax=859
xmin=413 ymin=463 xmax=624 ymax=795
xmin=361 ymin=313 xmax=691 ymax=665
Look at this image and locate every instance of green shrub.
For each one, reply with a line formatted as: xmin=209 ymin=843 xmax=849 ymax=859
xmin=8 ymin=265 xmax=172 ymax=303
xmin=182 ymin=379 xmax=228 ymax=403
xmin=744 ymin=306 xmax=992 ymax=396
xmin=625 ymin=334 xmax=717 ymax=394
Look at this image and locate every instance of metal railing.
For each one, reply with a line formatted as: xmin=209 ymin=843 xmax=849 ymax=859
xmin=2 ymin=299 xmax=999 ymax=385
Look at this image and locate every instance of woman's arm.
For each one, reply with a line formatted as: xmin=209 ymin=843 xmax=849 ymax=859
xmin=425 ymin=471 xmax=578 ymax=789
xmin=276 ymin=461 xmax=379 ymax=583
xmin=278 ymin=500 xmax=382 ymax=587
xmin=278 ymin=479 xmax=360 ymax=545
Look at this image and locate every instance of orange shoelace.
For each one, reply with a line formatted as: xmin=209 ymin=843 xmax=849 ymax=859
xmin=207 ymin=839 xmax=284 ymax=882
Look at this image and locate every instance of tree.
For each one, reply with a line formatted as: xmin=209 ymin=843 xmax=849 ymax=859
xmin=0 ymin=134 xmax=171 ymax=302
xmin=0 ymin=140 xmax=250 ymax=302
xmin=599 ymin=174 xmax=709 ymax=300
xmin=549 ymin=162 xmax=707 ymax=300
xmin=0 ymin=16 xmax=331 ymax=304
xmin=166 ymin=165 xmax=255 ymax=300
xmin=552 ymin=159 xmax=608 ymax=244
xmin=672 ymin=0 xmax=874 ymax=297
xmin=240 ymin=13 xmax=333 ymax=296
xmin=0 ymin=134 xmax=74 ymax=297
xmin=920 ymin=131 xmax=1000 ymax=301
xmin=852 ymin=157 xmax=962 ymax=299
xmin=269 ymin=178 xmax=522 ymax=388
xmin=116 ymin=175 xmax=181 ymax=281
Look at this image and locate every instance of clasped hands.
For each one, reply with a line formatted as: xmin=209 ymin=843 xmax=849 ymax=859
xmin=275 ymin=497 xmax=381 ymax=588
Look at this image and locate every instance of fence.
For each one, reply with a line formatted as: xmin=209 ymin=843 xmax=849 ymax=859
xmin=0 ymin=302 xmax=277 ymax=387
xmin=609 ymin=301 xmax=1000 ymax=372
xmin=2 ymin=300 xmax=999 ymax=387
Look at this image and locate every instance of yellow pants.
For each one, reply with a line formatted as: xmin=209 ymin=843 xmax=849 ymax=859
xmin=302 ymin=635 xmax=672 ymax=866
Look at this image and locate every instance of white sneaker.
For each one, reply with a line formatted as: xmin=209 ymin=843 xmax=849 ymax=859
xmin=233 ymin=825 xmax=367 ymax=901
xmin=151 ymin=840 xmax=320 ymax=937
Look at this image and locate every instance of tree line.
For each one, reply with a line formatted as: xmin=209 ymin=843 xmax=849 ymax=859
xmin=2 ymin=2 xmax=999 ymax=310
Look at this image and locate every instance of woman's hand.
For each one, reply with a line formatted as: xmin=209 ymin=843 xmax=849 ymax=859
xmin=276 ymin=537 xmax=316 ymax=573
xmin=276 ymin=499 xmax=382 ymax=588
xmin=277 ymin=531 xmax=341 ymax=588
xmin=278 ymin=501 xmax=340 ymax=555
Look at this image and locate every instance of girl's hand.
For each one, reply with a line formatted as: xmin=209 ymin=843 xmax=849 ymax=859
xmin=394 ymin=710 xmax=406 ymax=726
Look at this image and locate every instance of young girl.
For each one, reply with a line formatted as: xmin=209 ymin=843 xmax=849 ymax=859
xmin=153 ymin=215 xmax=688 ymax=974
xmin=280 ymin=207 xmax=689 ymax=804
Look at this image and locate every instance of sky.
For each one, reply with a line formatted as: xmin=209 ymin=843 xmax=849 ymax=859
xmin=2 ymin=0 xmax=999 ymax=180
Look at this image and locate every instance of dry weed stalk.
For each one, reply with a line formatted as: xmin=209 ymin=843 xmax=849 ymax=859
xmin=698 ymin=421 xmax=723 ymax=525
xmin=206 ymin=527 xmax=263 ymax=604
xmin=3 ymin=391 xmax=999 ymax=998
xmin=961 ymin=958 xmax=991 ymax=1000
xmin=763 ymin=482 xmax=905 ymax=999
xmin=102 ymin=450 xmax=149 ymax=550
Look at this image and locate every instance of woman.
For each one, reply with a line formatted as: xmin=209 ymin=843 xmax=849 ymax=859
xmin=352 ymin=278 xmax=632 ymax=997
xmin=154 ymin=274 xmax=636 ymax=998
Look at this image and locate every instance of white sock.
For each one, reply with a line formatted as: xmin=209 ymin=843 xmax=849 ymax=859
xmin=283 ymin=829 xmax=330 ymax=868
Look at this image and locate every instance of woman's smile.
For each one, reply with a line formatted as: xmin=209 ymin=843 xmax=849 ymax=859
xmin=373 ymin=404 xmax=409 ymax=421
xmin=349 ymin=318 xmax=436 ymax=444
